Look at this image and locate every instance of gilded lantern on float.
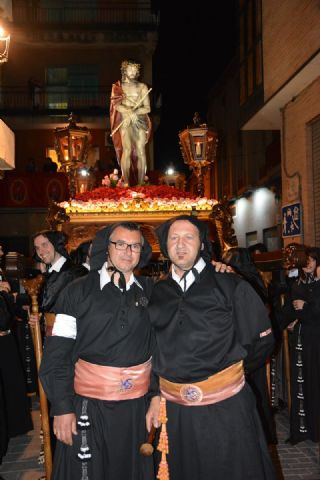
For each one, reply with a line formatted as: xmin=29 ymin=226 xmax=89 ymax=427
xmin=179 ymin=113 xmax=218 ymax=197
xmin=0 ymin=25 xmax=11 ymax=181
xmin=54 ymin=113 xmax=92 ymax=197
xmin=0 ymin=25 xmax=10 ymax=64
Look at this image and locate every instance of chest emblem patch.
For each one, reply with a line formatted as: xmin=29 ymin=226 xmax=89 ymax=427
xmin=138 ymin=296 xmax=148 ymax=307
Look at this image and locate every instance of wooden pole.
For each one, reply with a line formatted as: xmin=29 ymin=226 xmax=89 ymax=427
xmin=23 ymin=275 xmax=52 ymax=480
xmin=280 ymin=294 xmax=291 ymax=415
xmin=266 ymin=359 xmax=271 ymax=401
xmin=260 ymin=271 xmax=273 ymax=402
xmin=140 ymin=425 xmax=156 ymax=456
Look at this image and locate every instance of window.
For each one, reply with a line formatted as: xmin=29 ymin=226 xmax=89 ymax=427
xmin=46 ymin=67 xmax=68 ymax=109
xmin=263 ymin=226 xmax=281 ymax=252
xmin=46 ymin=65 xmax=99 ymax=109
xmin=246 ymin=230 xmax=257 ymax=248
xmin=239 ymin=0 xmax=263 ymax=105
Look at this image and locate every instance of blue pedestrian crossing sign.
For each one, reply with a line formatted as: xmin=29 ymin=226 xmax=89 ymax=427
xmin=282 ymin=202 xmax=302 ymax=237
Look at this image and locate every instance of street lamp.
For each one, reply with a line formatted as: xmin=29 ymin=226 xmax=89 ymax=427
xmin=0 ymin=25 xmax=10 ymax=64
xmin=179 ymin=113 xmax=218 ymax=197
xmin=54 ymin=113 xmax=92 ymax=198
xmin=159 ymin=166 xmax=186 ymax=190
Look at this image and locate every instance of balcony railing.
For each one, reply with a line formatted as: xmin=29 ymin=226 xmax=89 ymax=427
xmin=0 ymin=86 xmax=111 ymax=114
xmin=12 ymin=3 xmax=159 ymax=27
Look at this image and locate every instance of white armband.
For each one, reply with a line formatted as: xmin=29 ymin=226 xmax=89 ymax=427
xmin=52 ymin=313 xmax=77 ymax=339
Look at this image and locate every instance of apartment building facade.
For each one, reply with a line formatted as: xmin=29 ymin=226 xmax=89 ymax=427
xmin=0 ymin=0 xmax=159 ymax=253
xmin=241 ymin=0 xmax=320 ymax=248
xmin=208 ymin=0 xmax=320 ymax=250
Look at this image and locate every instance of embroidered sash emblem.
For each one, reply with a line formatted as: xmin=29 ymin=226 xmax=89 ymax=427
xmin=180 ymin=384 xmax=203 ymax=403
xmin=120 ymin=378 xmax=133 ymax=391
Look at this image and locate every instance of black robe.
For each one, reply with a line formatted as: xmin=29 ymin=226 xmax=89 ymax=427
xmin=281 ymin=277 xmax=320 ymax=443
xmin=12 ymin=293 xmax=38 ymax=395
xmin=0 ymin=291 xmax=33 ymax=464
xmin=148 ymin=263 xmax=276 ymax=480
xmin=38 ymin=258 xmax=89 ymax=454
xmin=39 ymin=271 xmax=156 ymax=480
xmin=40 ymin=259 xmax=87 ymax=313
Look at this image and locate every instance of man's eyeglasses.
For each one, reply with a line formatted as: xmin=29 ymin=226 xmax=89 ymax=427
xmin=109 ymin=240 xmax=142 ymax=253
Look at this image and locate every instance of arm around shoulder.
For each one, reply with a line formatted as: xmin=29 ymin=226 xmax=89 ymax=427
xmin=233 ymin=280 xmax=275 ymax=373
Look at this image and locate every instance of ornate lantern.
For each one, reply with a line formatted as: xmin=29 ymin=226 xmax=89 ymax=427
xmin=179 ymin=113 xmax=218 ymax=197
xmin=54 ymin=113 xmax=92 ymax=198
xmin=0 ymin=26 xmax=11 ymax=180
xmin=0 ymin=25 xmax=10 ymax=64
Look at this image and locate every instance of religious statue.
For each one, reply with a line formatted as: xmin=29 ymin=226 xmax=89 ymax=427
xmin=110 ymin=60 xmax=152 ymax=186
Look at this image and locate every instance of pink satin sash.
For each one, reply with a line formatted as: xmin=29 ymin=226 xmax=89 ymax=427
xmin=160 ymin=361 xmax=245 ymax=406
xmin=74 ymin=357 xmax=151 ymax=401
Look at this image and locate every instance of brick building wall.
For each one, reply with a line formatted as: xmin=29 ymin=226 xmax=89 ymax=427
xmin=263 ymin=0 xmax=320 ymax=101
xmin=282 ymin=77 xmax=320 ymax=246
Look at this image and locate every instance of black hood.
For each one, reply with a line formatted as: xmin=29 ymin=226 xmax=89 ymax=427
xmin=33 ymin=230 xmax=69 ymax=263
xmin=90 ymin=222 xmax=152 ymax=271
xmin=155 ymin=214 xmax=212 ymax=262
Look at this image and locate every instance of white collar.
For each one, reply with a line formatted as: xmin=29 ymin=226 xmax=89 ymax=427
xmin=172 ymin=257 xmax=206 ymax=291
xmin=99 ymin=261 xmax=142 ymax=291
xmin=288 ymin=268 xmax=298 ymax=278
xmin=48 ymin=256 xmax=67 ymax=273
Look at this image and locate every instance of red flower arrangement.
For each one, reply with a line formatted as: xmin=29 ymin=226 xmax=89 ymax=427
xmin=60 ymin=183 xmax=216 ymax=214
xmin=75 ymin=185 xmax=197 ymax=202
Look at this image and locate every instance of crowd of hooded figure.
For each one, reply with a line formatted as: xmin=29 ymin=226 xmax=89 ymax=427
xmin=0 ymin=222 xmax=319 ymax=480
xmin=0 ymin=237 xmax=90 ymax=466
xmin=0 ymin=245 xmax=33 ymax=465
xmin=275 ymin=245 xmax=320 ymax=445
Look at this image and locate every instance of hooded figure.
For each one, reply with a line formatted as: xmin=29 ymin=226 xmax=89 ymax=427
xmin=32 ymin=229 xmax=86 ymax=316
xmin=39 ymin=221 xmax=157 ymax=480
xmin=70 ymin=240 xmax=92 ymax=269
xmin=156 ymin=214 xmax=212 ymax=263
xmin=222 ymin=247 xmax=268 ymax=303
xmin=32 ymin=230 xmax=69 ymax=265
xmin=90 ymin=222 xmax=152 ymax=271
xmin=148 ymin=215 xmax=276 ymax=480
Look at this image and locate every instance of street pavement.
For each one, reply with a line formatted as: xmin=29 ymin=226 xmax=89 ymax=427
xmin=0 ymin=399 xmax=319 ymax=479
xmin=0 ymin=400 xmax=44 ymax=479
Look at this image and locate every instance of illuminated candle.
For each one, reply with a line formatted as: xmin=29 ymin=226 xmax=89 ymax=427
xmin=196 ymin=142 xmax=201 ymax=156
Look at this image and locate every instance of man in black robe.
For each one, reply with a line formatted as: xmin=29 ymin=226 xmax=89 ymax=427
xmin=148 ymin=215 xmax=276 ymax=480
xmin=29 ymin=230 xmax=87 ymax=335
xmin=0 ymin=283 xmax=33 ymax=464
xmin=29 ymin=230 xmax=88 ymax=461
xmin=39 ymin=222 xmax=159 ymax=480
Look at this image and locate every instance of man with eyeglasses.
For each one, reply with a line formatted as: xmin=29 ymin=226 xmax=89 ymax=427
xmin=39 ymin=222 xmax=159 ymax=480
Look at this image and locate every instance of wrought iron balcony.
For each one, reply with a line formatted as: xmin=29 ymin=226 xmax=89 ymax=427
xmin=0 ymin=86 xmax=111 ymax=115
xmin=12 ymin=3 xmax=159 ymax=28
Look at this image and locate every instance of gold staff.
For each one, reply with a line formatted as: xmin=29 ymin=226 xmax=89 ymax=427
xmin=281 ymin=293 xmax=291 ymax=414
xmin=23 ymin=275 xmax=52 ymax=480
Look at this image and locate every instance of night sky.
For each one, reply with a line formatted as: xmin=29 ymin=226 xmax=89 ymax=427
xmin=152 ymin=2 xmax=237 ymax=173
